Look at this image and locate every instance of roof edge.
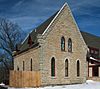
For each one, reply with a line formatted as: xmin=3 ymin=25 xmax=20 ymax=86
xmin=42 ymin=2 xmax=67 ymax=35
xmin=81 ymin=31 xmax=100 ymax=38
xmin=66 ymin=3 xmax=88 ymax=49
xmin=21 ymin=29 xmax=34 ymax=44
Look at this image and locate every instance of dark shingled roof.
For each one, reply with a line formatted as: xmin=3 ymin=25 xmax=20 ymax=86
xmin=16 ymin=10 xmax=100 ymax=55
xmin=81 ymin=31 xmax=100 ymax=49
xmin=18 ymin=11 xmax=58 ymax=53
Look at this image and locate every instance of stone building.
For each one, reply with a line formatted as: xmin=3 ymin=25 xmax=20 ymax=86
xmin=81 ymin=32 xmax=100 ymax=80
xmin=13 ymin=3 xmax=88 ymax=86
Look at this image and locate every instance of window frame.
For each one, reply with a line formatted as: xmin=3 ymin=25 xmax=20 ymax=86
xmin=30 ymin=59 xmax=32 ymax=71
xmin=61 ymin=36 xmax=65 ymax=51
xmin=77 ymin=60 xmax=80 ymax=77
xmin=51 ymin=57 xmax=55 ymax=77
xmin=23 ymin=61 xmax=25 ymax=71
xmin=65 ymin=59 xmax=68 ymax=77
xmin=68 ymin=38 xmax=72 ymax=52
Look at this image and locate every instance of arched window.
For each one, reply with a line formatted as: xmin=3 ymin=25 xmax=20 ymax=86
xmin=68 ymin=38 xmax=72 ymax=52
xmin=30 ymin=59 xmax=32 ymax=71
xmin=51 ymin=57 xmax=55 ymax=77
xmin=17 ymin=66 xmax=19 ymax=71
xmin=61 ymin=36 xmax=65 ymax=51
xmin=77 ymin=60 xmax=80 ymax=76
xmin=23 ymin=61 xmax=25 ymax=71
xmin=65 ymin=59 xmax=68 ymax=77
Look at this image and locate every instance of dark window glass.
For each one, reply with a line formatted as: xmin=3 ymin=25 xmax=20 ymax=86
xmin=93 ymin=67 xmax=98 ymax=77
xmin=77 ymin=60 xmax=80 ymax=77
xmin=31 ymin=59 xmax=32 ymax=71
xmin=61 ymin=36 xmax=65 ymax=51
xmin=23 ymin=61 xmax=25 ymax=71
xmin=51 ymin=57 xmax=55 ymax=77
xmin=17 ymin=66 xmax=19 ymax=71
xmin=65 ymin=59 xmax=68 ymax=77
xmin=68 ymin=38 xmax=72 ymax=52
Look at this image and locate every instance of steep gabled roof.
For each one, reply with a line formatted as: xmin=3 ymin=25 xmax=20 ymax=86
xmin=81 ymin=31 xmax=100 ymax=49
xmin=18 ymin=11 xmax=58 ymax=53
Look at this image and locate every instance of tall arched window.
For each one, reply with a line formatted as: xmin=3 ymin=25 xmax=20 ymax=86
xmin=77 ymin=60 xmax=80 ymax=77
xmin=30 ymin=59 xmax=32 ymax=71
xmin=68 ymin=38 xmax=72 ymax=52
xmin=61 ymin=36 xmax=65 ymax=51
xmin=65 ymin=59 xmax=68 ymax=77
xmin=51 ymin=57 xmax=55 ymax=77
xmin=23 ymin=61 xmax=25 ymax=71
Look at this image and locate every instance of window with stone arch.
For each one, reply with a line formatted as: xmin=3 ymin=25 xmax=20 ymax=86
xmin=77 ymin=60 xmax=80 ymax=77
xmin=61 ymin=36 xmax=65 ymax=51
xmin=65 ymin=59 xmax=68 ymax=77
xmin=23 ymin=61 xmax=25 ymax=71
xmin=68 ymin=38 xmax=72 ymax=52
xmin=30 ymin=59 xmax=32 ymax=71
xmin=51 ymin=57 xmax=55 ymax=77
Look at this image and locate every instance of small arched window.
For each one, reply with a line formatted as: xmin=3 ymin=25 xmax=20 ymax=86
xmin=65 ymin=59 xmax=68 ymax=77
xmin=61 ymin=36 xmax=65 ymax=51
xmin=30 ymin=59 xmax=32 ymax=71
xmin=51 ymin=57 xmax=55 ymax=77
xmin=68 ymin=38 xmax=72 ymax=52
xmin=17 ymin=66 xmax=19 ymax=71
xmin=77 ymin=60 xmax=80 ymax=77
xmin=23 ymin=61 xmax=25 ymax=71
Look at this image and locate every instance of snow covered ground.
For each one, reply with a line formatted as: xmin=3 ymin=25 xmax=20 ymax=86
xmin=8 ymin=80 xmax=100 ymax=89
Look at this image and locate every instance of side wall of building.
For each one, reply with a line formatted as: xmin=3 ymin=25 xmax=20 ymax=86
xmin=14 ymin=47 xmax=40 ymax=71
xmin=39 ymin=5 xmax=88 ymax=86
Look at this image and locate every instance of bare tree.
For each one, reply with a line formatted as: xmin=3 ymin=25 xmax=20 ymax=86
xmin=0 ymin=18 xmax=25 ymax=84
xmin=0 ymin=18 xmax=24 ymax=62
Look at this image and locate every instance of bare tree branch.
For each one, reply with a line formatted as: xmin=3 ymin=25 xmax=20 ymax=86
xmin=0 ymin=17 xmax=25 ymax=69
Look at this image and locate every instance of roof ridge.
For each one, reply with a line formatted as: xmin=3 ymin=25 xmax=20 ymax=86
xmin=81 ymin=31 xmax=100 ymax=38
xmin=42 ymin=3 xmax=67 ymax=35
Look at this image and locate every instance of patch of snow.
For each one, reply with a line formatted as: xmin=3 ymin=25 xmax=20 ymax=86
xmin=0 ymin=82 xmax=5 ymax=86
xmin=86 ymin=80 xmax=95 ymax=83
xmin=8 ymin=80 xmax=100 ymax=89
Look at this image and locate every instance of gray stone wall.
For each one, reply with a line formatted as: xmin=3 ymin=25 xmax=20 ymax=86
xmin=38 ymin=4 xmax=88 ymax=86
xmin=14 ymin=47 xmax=40 ymax=71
